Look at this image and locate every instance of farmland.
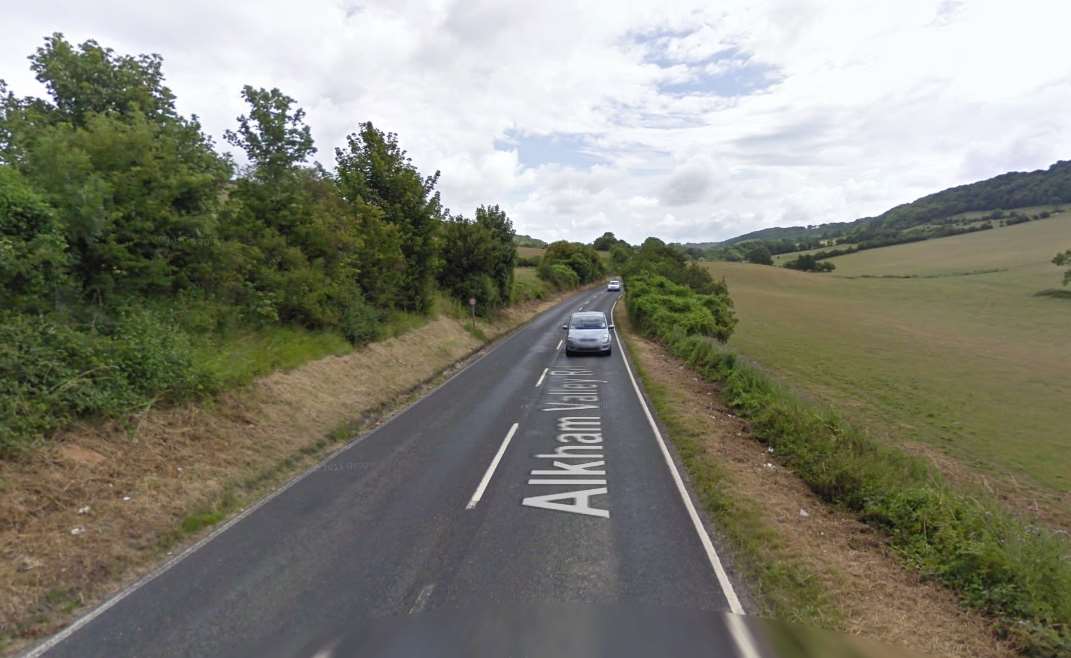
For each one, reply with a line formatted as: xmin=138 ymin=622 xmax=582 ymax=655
xmin=705 ymin=212 xmax=1071 ymax=525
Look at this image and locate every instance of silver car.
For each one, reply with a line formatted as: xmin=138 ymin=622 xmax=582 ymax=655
xmin=607 ymin=279 xmax=622 ymax=291
xmin=562 ymin=311 xmax=613 ymax=356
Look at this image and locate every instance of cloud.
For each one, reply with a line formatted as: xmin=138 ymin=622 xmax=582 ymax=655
xmin=2 ymin=0 xmax=1070 ymax=244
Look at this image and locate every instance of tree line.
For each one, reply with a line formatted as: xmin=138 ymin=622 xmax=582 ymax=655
xmin=0 ymin=34 xmax=535 ymax=454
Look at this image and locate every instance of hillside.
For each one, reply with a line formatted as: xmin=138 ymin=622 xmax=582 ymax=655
xmin=705 ymin=212 xmax=1071 ymax=525
xmin=514 ymin=233 xmax=547 ymax=247
xmin=710 ymin=159 xmax=1071 ymax=252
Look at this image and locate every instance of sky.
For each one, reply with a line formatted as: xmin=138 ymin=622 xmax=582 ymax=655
xmin=2 ymin=0 xmax=1069 ymax=244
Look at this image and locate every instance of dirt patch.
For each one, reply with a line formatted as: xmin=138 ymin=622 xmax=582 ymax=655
xmin=0 ymin=291 xmax=577 ymax=651
xmin=625 ymin=332 xmax=1015 ymax=658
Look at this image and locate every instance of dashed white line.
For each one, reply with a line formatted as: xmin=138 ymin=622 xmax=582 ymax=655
xmin=556 ymin=338 xmax=563 ymax=350
xmin=535 ymin=367 xmax=548 ymax=387
xmin=466 ymin=422 xmax=519 ymax=509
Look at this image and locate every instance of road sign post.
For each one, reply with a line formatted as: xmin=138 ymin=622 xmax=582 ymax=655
xmin=468 ymin=297 xmax=476 ymax=330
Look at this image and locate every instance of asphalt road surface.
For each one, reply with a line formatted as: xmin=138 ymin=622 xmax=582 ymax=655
xmin=33 ymin=288 xmax=758 ymax=658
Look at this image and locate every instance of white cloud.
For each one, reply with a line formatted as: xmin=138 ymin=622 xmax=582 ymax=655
xmin=1 ymin=0 xmax=1069 ymax=243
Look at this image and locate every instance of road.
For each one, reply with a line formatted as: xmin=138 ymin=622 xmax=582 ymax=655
xmin=33 ymin=288 xmax=756 ymax=658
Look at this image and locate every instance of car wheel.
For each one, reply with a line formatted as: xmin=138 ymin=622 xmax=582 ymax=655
xmin=565 ymin=349 xmax=573 ymax=356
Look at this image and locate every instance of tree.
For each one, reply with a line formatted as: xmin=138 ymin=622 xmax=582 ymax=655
xmin=593 ymin=231 xmax=618 ymax=251
xmin=28 ymin=33 xmax=178 ymax=127
xmin=744 ymin=242 xmax=774 ymax=265
xmin=473 ymin=204 xmax=516 ymax=303
xmin=0 ymin=165 xmax=69 ymax=311
xmin=224 ymin=86 xmax=315 ymax=181
xmin=335 ymin=123 xmax=443 ymax=311
xmin=1055 ymin=250 xmax=1071 ymax=286
xmin=438 ymin=216 xmax=500 ymax=313
xmin=538 ymin=241 xmax=605 ymax=288
xmin=783 ymin=253 xmax=835 ymax=272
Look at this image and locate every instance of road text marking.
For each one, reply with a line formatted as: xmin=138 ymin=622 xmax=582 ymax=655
xmin=466 ymin=423 xmax=519 ymax=509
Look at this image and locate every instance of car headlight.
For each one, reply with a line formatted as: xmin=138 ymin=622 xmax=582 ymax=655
xmin=601 ymin=333 xmax=611 ymax=344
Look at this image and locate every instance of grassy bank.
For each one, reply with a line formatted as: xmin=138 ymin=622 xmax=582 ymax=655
xmin=624 ymin=274 xmax=1071 ymax=656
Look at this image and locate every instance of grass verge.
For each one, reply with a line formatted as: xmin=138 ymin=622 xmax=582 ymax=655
xmin=624 ymin=280 xmax=1071 ymax=657
xmin=615 ymin=306 xmax=840 ymax=627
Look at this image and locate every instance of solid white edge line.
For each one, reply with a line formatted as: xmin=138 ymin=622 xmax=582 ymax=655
xmin=465 ymin=422 xmax=519 ymax=509
xmin=535 ymin=367 xmax=548 ymax=387
xmin=25 ymin=288 xmax=598 ymax=658
xmin=611 ymin=296 xmax=762 ymax=658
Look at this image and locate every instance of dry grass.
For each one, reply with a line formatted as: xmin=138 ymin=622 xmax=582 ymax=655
xmin=626 ymin=331 xmax=1016 ymax=658
xmin=0 ymin=292 xmax=574 ymax=651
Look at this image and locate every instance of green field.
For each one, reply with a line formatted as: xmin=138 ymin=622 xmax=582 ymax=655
xmin=706 ymin=212 xmax=1071 ymax=518
xmin=517 ymin=245 xmax=545 ymax=259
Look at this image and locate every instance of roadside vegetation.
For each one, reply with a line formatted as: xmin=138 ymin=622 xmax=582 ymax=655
xmin=623 ymin=249 xmax=1071 ymax=655
xmin=0 ymin=34 xmax=584 ymax=457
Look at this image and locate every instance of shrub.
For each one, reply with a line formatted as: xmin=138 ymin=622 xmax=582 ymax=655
xmin=0 ymin=309 xmax=216 ymax=456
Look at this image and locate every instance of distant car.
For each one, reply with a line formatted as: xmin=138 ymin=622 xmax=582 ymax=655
xmin=607 ymin=279 xmax=622 ymax=291
xmin=562 ymin=311 xmax=613 ymax=356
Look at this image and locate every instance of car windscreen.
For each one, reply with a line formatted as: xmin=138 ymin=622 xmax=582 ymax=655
xmin=570 ymin=317 xmax=606 ymax=329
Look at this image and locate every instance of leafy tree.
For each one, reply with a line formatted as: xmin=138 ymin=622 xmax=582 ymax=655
xmin=3 ymin=35 xmax=232 ymax=302
xmin=221 ymin=88 xmax=367 ymax=332
xmin=224 ymin=86 xmax=315 ymax=181
xmin=593 ymin=231 xmax=619 ymax=251
xmin=783 ymin=253 xmax=835 ymax=272
xmin=28 ymin=33 xmax=178 ymax=127
xmin=619 ymin=237 xmax=726 ymax=296
xmin=609 ymin=242 xmax=632 ymax=271
xmin=1055 ymin=250 xmax=1071 ymax=287
xmin=473 ymin=204 xmax=517 ymax=302
xmin=335 ymin=123 xmax=443 ymax=311
xmin=744 ymin=242 xmax=774 ymax=265
xmin=25 ymin=111 xmax=230 ymax=301
xmin=0 ymin=165 xmax=69 ymax=310
xmin=538 ymin=241 xmax=605 ymax=288
xmin=438 ymin=216 xmax=500 ymax=313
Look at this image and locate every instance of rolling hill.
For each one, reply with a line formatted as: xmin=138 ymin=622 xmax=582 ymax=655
xmin=703 ymin=159 xmax=1071 ymax=253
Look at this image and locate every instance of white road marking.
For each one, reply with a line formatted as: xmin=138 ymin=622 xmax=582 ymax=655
xmin=535 ymin=368 xmax=548 ymax=387
xmin=556 ymin=338 xmax=563 ymax=350
xmin=612 ymin=297 xmax=753 ymax=651
xmin=466 ymin=422 xmax=519 ymax=509
xmin=408 ymin=583 xmax=435 ymax=614
xmin=527 ymin=479 xmax=606 ymax=485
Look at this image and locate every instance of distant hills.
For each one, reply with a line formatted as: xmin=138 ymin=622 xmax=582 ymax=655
xmin=706 ymin=160 xmax=1071 ymax=255
xmin=514 ymin=233 xmax=547 ymax=248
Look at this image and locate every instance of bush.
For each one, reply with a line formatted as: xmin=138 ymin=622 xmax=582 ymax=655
xmin=537 ymin=240 xmax=605 ymax=288
xmin=539 ymin=262 xmax=581 ymax=290
xmin=0 ymin=309 xmax=216 ymax=456
xmin=783 ymin=254 xmax=835 ymax=272
xmin=338 ymin=295 xmax=382 ymax=345
xmin=625 ymin=273 xmax=736 ymax=343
